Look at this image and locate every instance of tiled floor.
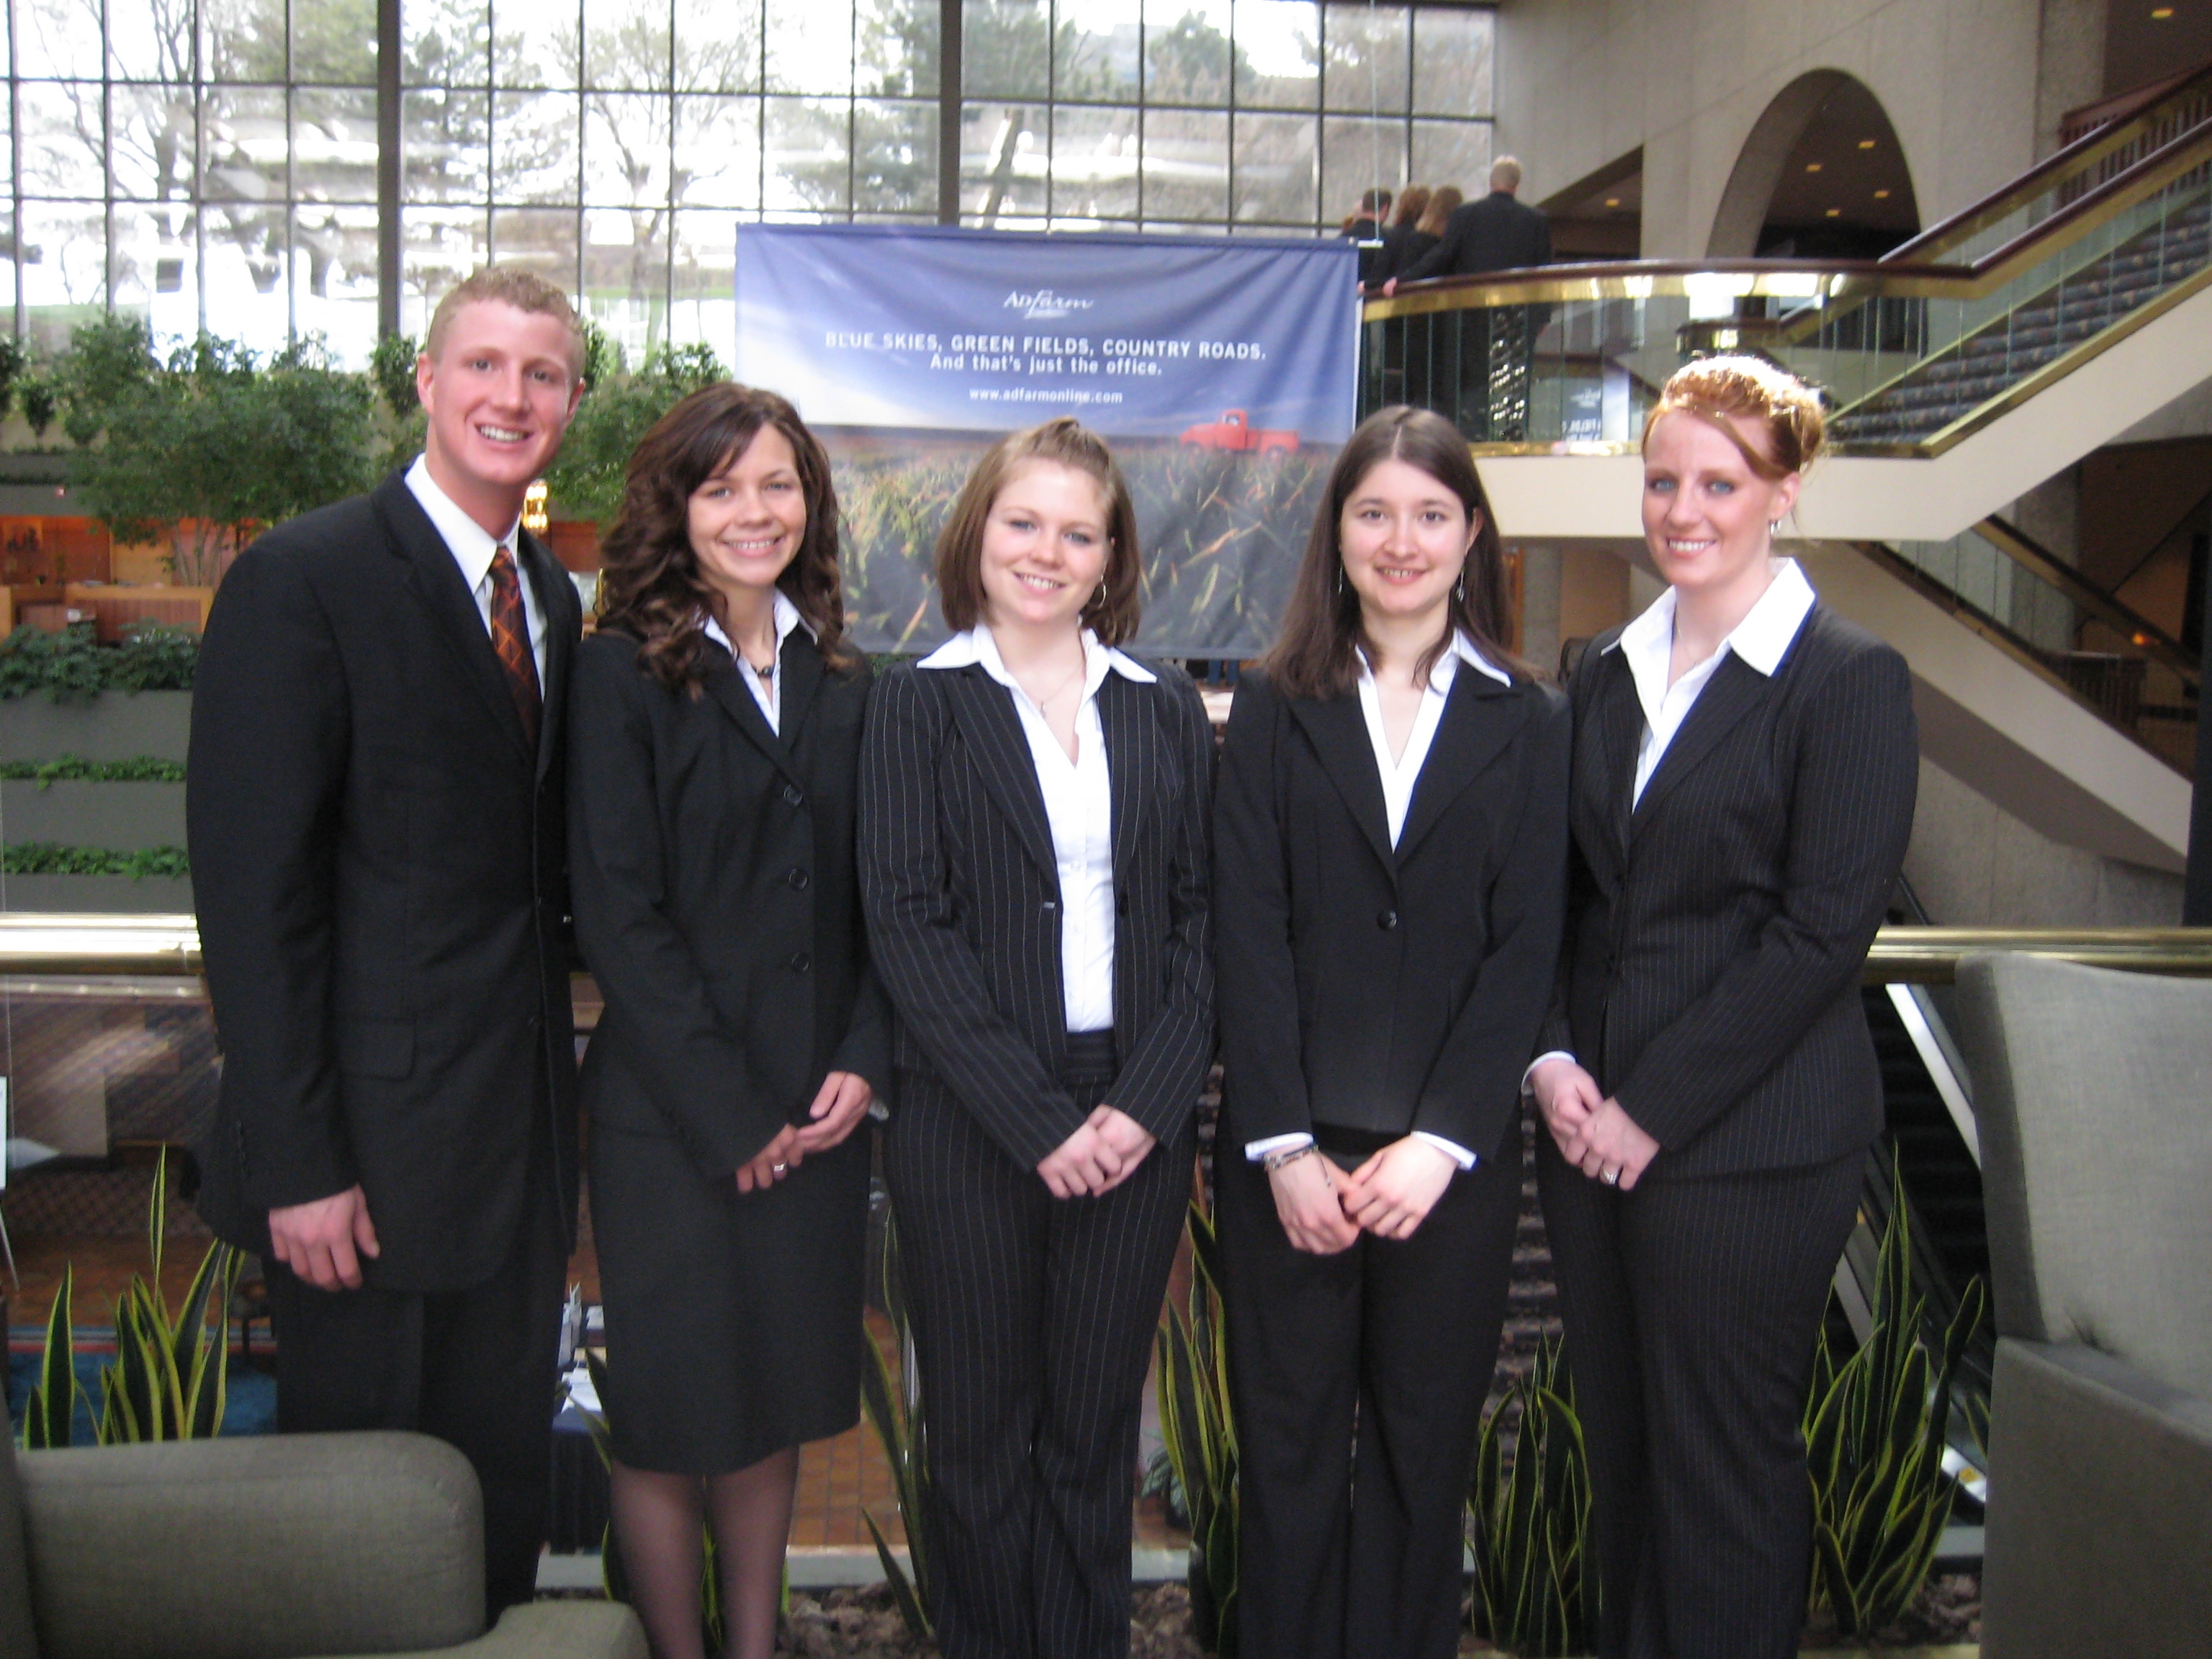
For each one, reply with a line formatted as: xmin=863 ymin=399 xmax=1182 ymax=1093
xmin=4 ymin=1228 xmax=1187 ymax=1555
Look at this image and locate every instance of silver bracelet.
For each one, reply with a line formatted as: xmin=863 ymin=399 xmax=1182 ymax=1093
xmin=1262 ymin=1143 xmax=1319 ymax=1174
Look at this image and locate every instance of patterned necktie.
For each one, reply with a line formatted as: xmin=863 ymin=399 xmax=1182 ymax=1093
xmin=487 ymin=544 xmax=542 ymax=749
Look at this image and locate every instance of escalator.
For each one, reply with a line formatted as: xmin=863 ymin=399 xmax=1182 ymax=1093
xmin=1362 ymin=66 xmax=2212 ymax=873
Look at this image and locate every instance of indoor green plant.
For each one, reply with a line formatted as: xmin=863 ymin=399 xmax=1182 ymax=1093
xmin=1466 ymin=1333 xmax=1596 ymax=1657
xmin=1156 ymin=1200 xmax=1238 ymax=1657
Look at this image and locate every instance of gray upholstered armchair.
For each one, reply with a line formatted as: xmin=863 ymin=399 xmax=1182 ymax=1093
xmin=1954 ymin=951 xmax=2212 ymax=1658
xmin=0 ymin=1431 xmax=644 ymax=1659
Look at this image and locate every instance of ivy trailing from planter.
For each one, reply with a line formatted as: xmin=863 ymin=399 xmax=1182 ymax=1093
xmin=1804 ymin=1161 xmax=1986 ymax=1636
xmin=1 ymin=842 xmax=190 ymax=878
xmin=0 ymin=621 xmax=199 ymax=703
xmin=0 ymin=755 xmax=188 ymax=786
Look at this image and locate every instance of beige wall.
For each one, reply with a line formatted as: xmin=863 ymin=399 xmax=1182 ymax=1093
xmin=1496 ymin=0 xmax=2045 ymax=258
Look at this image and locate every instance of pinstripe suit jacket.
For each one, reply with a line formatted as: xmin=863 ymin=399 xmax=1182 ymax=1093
xmin=857 ymin=656 xmax=1216 ymax=1172
xmin=1541 ymin=603 xmax=1917 ymax=1178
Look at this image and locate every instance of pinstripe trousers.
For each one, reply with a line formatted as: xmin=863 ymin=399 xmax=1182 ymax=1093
xmin=1536 ymin=1140 xmax=1861 ymax=1659
xmin=885 ymin=1039 xmax=1196 ymax=1659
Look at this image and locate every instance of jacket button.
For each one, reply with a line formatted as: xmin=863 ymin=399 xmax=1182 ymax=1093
xmin=1377 ymin=908 xmax=1398 ymax=930
xmin=783 ymin=783 xmax=804 ymax=806
xmin=787 ymin=867 xmax=811 ymax=891
xmin=788 ymin=950 xmax=811 ymax=974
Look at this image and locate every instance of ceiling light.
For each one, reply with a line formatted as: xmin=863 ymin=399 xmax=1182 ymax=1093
xmin=1874 ymin=188 xmax=1891 ymax=199
xmin=1604 ymin=197 xmax=1620 ymax=207
xmin=1806 ymin=162 xmax=1823 ymax=173
xmin=2151 ymin=6 xmax=2173 ymax=16
xmin=1858 ymin=139 xmax=1876 ymax=150
xmin=1825 ymin=207 xmax=1841 ymax=217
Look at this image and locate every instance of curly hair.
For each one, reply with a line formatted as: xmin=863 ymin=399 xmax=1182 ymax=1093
xmin=594 ymin=382 xmax=855 ymax=692
xmin=1642 ymin=354 xmax=1826 ymax=480
xmin=1259 ymin=404 xmax=1527 ymax=700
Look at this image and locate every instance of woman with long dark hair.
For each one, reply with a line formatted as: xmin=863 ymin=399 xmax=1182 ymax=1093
xmin=1529 ymin=356 xmax=1917 ymax=1656
xmin=569 ymin=382 xmax=888 ymax=1659
xmin=1213 ymin=404 xmax=1570 ymax=1659
xmin=858 ymin=418 xmax=1215 ymax=1659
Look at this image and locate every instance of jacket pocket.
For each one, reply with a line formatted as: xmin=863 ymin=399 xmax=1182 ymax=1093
xmin=336 ymin=1016 xmax=415 ymax=1079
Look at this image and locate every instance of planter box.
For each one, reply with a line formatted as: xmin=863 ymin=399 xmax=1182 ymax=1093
xmin=0 ymin=873 xmax=193 ymax=913
xmin=0 ymin=690 xmax=192 ymax=761
xmin=1 ymin=779 xmax=186 ymax=848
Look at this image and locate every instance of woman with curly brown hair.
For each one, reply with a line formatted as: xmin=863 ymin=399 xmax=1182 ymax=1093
xmin=568 ymin=382 xmax=889 ymax=1659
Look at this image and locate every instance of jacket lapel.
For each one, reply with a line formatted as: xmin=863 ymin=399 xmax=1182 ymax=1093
xmin=1095 ymin=673 xmax=1153 ymax=883
xmin=1287 ymin=693 xmax=1395 ymax=875
xmin=943 ymin=667 xmax=1058 ymax=884
xmin=701 ymin=644 xmax=806 ymax=792
xmin=518 ymin=530 xmax=572 ymax=783
xmin=372 ymin=472 xmax=533 ymax=760
xmin=1589 ymin=648 xmax=1642 ymax=865
xmin=1394 ymin=670 xmax=1533 ymax=862
xmin=777 ymin=623 xmax=823 ymax=745
xmin=1629 ymin=652 xmax=1772 ymax=833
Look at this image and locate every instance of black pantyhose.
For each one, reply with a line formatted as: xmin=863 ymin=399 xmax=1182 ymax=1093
xmin=608 ymin=1448 xmax=799 ymax=1659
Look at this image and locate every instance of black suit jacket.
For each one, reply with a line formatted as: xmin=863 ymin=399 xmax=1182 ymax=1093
xmin=187 ymin=468 xmax=582 ymax=1290
xmin=1401 ymin=191 xmax=1552 ymax=283
xmin=1215 ymin=666 xmax=1571 ymax=1161
xmin=567 ymin=626 xmax=890 ymax=1177
xmin=1542 ymin=604 xmax=1918 ymax=1178
xmin=857 ymin=657 xmax=1216 ymax=1172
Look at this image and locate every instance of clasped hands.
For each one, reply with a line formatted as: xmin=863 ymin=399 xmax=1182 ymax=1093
xmin=1037 ymin=1106 xmax=1157 ymax=1200
xmin=1528 ymin=1057 xmax=1660 ymax=1191
xmin=1269 ymin=1137 xmax=1457 ymax=1254
xmin=737 ymin=1069 xmax=876 ymax=1194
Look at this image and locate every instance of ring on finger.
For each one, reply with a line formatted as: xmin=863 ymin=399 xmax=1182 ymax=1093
xmin=1601 ymin=1166 xmax=1619 ymax=1186
xmin=773 ymin=1161 xmax=788 ymax=1177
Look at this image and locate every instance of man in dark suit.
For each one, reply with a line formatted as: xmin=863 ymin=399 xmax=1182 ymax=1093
xmin=1387 ymin=157 xmax=1553 ymax=440
xmin=187 ymin=266 xmax=588 ymax=1622
xmin=1342 ymin=187 xmax=1393 ymax=287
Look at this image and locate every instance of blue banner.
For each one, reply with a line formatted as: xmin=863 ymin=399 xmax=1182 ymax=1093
xmin=734 ymin=223 xmax=1359 ymax=656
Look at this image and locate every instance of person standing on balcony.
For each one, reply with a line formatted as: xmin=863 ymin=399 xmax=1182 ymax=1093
xmin=1343 ymin=186 xmax=1394 ymax=286
xmin=1389 ymin=157 xmax=1551 ymax=287
xmin=1385 ymin=158 xmax=1553 ymax=441
xmin=1527 ymin=356 xmax=1919 ymax=1659
xmin=187 ymin=266 xmax=588 ymax=1623
xmin=567 ymin=384 xmax=887 ymax=1659
xmin=1213 ymin=405 xmax=1570 ymax=1659
xmin=858 ymin=418 xmax=1215 ymax=1659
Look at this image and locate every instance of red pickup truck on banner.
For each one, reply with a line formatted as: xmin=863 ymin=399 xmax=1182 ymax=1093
xmin=1179 ymin=409 xmax=1300 ymax=453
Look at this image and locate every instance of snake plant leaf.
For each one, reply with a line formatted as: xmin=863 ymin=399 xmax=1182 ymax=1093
xmin=22 ymin=1264 xmax=80 ymax=1449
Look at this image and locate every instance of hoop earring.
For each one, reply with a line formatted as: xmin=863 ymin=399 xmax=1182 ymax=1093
xmin=1092 ymin=580 xmax=1107 ymax=610
xmin=1336 ymin=566 xmax=1347 ymax=599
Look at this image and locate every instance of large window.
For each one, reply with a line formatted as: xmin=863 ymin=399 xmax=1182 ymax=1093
xmin=3 ymin=0 xmax=1491 ymax=361
xmin=11 ymin=0 xmax=382 ymax=356
xmin=962 ymin=0 xmax=1491 ymax=235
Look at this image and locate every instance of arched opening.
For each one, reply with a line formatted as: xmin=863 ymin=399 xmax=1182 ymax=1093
xmin=1709 ymin=71 xmax=1920 ymax=258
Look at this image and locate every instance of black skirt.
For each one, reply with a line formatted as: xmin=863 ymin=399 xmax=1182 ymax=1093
xmin=589 ymin=1115 xmax=871 ymax=1475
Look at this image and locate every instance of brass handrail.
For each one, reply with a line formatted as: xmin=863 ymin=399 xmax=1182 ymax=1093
xmin=6 ymin=915 xmax=2212 ymax=987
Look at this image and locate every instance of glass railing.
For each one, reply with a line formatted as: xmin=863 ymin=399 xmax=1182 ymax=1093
xmin=1361 ymin=64 xmax=2212 ymax=454
xmin=1877 ymin=518 xmax=2198 ymax=777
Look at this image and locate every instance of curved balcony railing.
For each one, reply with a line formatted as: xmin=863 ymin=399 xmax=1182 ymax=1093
xmin=1359 ymin=60 xmax=2212 ymax=455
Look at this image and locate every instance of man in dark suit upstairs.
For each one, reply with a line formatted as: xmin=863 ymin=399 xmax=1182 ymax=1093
xmin=187 ymin=266 xmax=588 ymax=1622
xmin=1387 ymin=156 xmax=1552 ymax=289
xmin=1385 ymin=156 xmax=1554 ymax=441
xmin=1344 ymin=186 xmax=1393 ymax=286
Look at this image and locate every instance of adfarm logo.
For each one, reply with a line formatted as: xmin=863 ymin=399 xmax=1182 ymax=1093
xmin=1002 ymin=289 xmax=1095 ymax=320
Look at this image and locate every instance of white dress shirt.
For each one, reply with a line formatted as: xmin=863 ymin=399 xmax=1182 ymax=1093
xmin=703 ymin=588 xmax=813 ymax=734
xmin=405 ymin=454 xmax=548 ymax=683
xmin=1247 ymin=631 xmax=1512 ymax=1174
xmin=917 ymin=625 xmax=1156 ymax=1034
xmin=1524 ymin=559 xmax=1819 ymax=1090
